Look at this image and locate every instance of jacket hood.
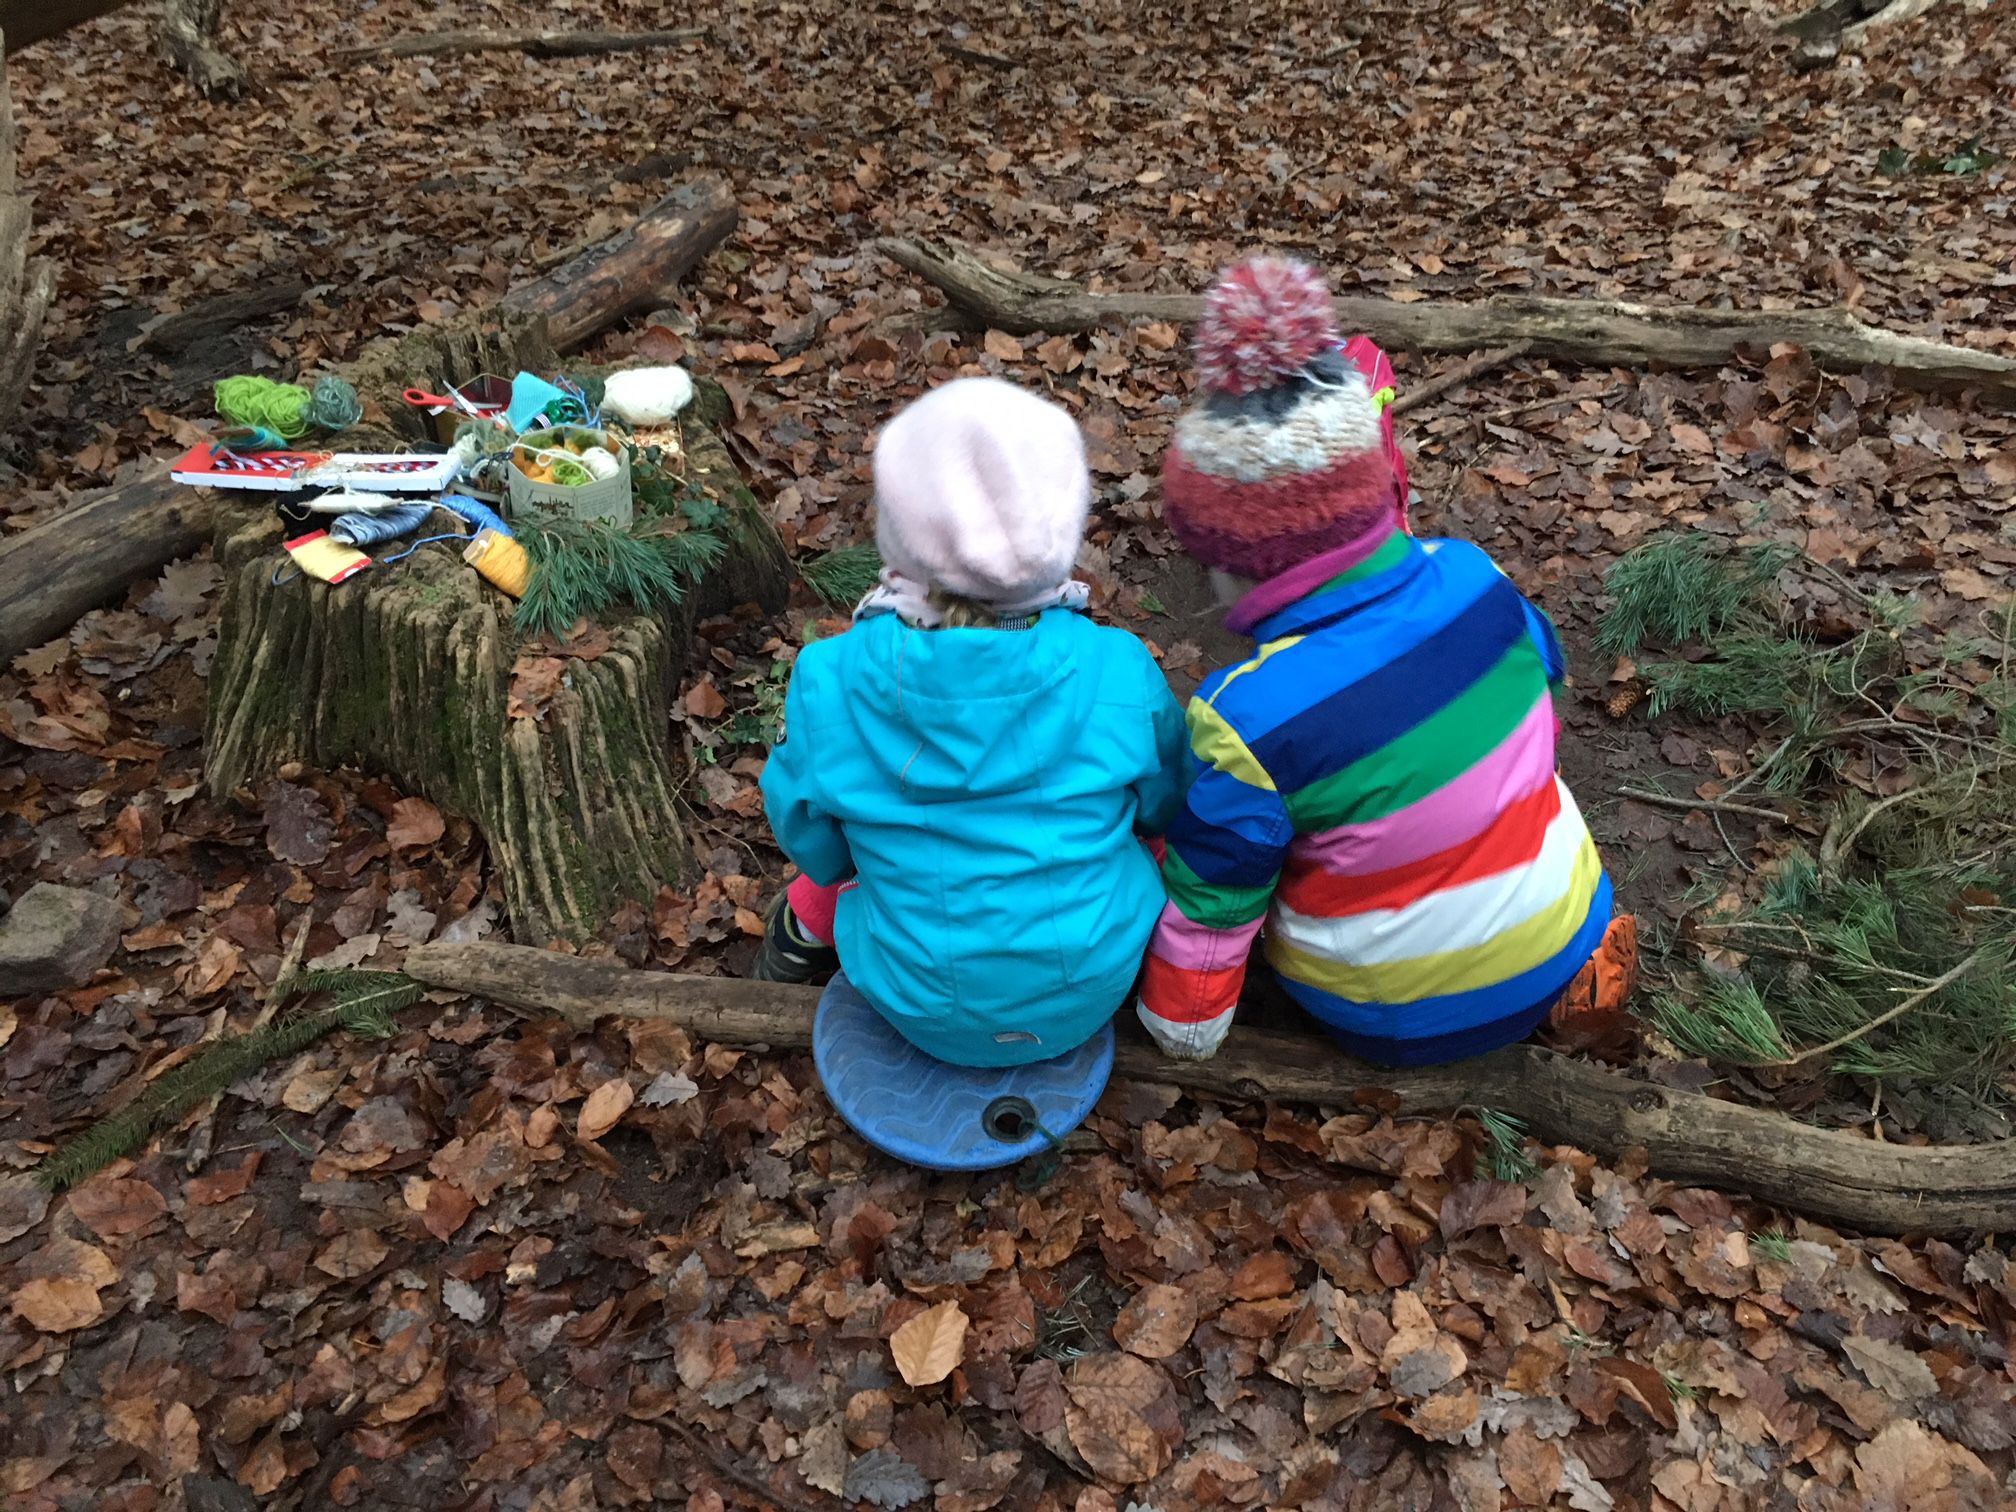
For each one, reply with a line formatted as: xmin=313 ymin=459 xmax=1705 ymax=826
xmin=844 ymin=612 xmax=1092 ymax=801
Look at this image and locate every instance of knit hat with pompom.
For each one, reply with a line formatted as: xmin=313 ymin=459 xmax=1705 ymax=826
xmin=1161 ymin=256 xmax=1401 ymax=581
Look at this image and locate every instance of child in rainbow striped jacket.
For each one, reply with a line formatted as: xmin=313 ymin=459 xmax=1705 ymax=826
xmin=1137 ymin=257 xmax=1617 ymax=1067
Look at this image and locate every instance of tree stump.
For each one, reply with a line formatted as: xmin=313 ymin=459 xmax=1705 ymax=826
xmin=202 ymin=313 xmax=787 ymax=944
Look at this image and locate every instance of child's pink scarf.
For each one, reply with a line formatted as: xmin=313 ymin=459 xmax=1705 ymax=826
xmin=1224 ymin=514 xmax=1401 ymax=637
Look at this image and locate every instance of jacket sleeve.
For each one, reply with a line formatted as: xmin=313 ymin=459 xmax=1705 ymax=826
xmin=1129 ymin=657 xmax=1191 ymax=836
xmin=1136 ymin=695 xmax=1292 ymax=1059
xmin=758 ymin=670 xmax=855 ymax=886
xmin=1523 ymin=598 xmax=1567 ymax=687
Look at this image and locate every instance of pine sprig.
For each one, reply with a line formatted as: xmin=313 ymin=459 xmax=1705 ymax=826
xmin=35 ymin=970 xmax=416 ymax=1191
xmin=1474 ymin=1109 xmax=1540 ymax=1183
xmin=1612 ymin=530 xmax=2016 ymax=1126
xmin=1597 ymin=534 xmax=1794 ymax=656
xmin=801 ymin=544 xmax=883 ymax=608
xmin=514 ymin=511 xmax=726 ymax=640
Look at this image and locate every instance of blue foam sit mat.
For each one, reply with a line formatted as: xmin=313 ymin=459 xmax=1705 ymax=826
xmin=812 ymin=973 xmax=1115 ymax=1172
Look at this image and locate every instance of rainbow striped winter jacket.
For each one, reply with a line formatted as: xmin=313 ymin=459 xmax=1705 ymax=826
xmin=1137 ymin=526 xmax=1612 ymax=1067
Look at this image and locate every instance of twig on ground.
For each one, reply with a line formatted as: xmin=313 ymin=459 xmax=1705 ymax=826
xmin=1768 ymin=946 xmax=1995 ymax=1068
xmin=1617 ymin=786 xmax=1796 ymax=823
xmin=1488 ymin=384 xmax=1626 ymax=422
xmin=663 ymin=1418 xmax=824 ymax=1512
xmin=183 ymin=916 xmax=310 ymax=1173
xmin=1391 ymin=341 xmax=1533 ymax=415
xmin=338 ymin=27 xmax=707 ymax=62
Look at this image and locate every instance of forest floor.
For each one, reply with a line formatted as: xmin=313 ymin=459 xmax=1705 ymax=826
xmin=4 ymin=0 xmax=2016 ymax=1508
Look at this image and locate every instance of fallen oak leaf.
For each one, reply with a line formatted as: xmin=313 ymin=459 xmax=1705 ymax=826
xmin=1407 ymin=1385 xmax=1480 ymax=1442
xmin=66 ymin=1174 xmax=167 ymax=1238
xmin=1842 ymin=1330 xmax=1938 ymax=1402
xmin=577 ymin=1077 xmax=636 ymax=1142
xmin=442 ymin=1276 xmax=487 ymax=1323
xmin=890 ymin=1299 xmax=969 ymax=1387
xmin=1595 ymin=1355 xmax=1679 ymax=1431
xmin=1499 ymin=1425 xmax=1563 ymax=1505
xmin=684 ymin=676 xmax=727 ymax=719
xmin=843 ymin=1445 xmax=930 ymax=1509
xmin=386 ymin=797 xmax=445 ymax=852
xmin=1063 ymin=1352 xmax=1183 ymax=1485
xmin=11 ymin=1275 xmax=107 ymax=1332
xmin=314 ymin=1229 xmax=390 ymax=1281
xmin=1112 ymin=1283 xmax=1197 ymax=1360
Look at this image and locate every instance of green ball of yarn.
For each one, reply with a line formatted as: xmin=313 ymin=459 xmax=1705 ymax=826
xmin=215 ymin=375 xmax=311 ymax=441
xmin=549 ymin=457 xmax=592 ymax=487
xmin=307 ymin=375 xmax=363 ymax=432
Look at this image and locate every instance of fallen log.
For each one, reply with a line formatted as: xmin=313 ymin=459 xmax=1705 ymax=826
xmin=0 ymin=472 xmax=211 ymax=664
xmin=0 ymin=27 xmax=56 ymax=432
xmin=137 ymin=268 xmax=307 ymax=353
xmin=338 ymin=26 xmax=707 ymax=62
xmin=875 ymin=237 xmax=2016 ymax=406
xmin=403 ymin=940 xmax=2016 ymax=1237
xmin=504 ymin=176 xmax=736 ymax=351
xmin=1 ymin=0 xmax=126 ymax=53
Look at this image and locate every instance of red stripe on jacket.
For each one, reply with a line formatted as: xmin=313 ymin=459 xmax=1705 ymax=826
xmin=1277 ymin=777 xmax=1561 ymax=919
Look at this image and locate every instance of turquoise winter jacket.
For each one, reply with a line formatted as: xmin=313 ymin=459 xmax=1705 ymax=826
xmin=760 ymin=609 xmax=1188 ymax=1067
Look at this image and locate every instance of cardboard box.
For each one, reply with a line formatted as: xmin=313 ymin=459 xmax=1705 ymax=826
xmin=505 ymin=428 xmax=634 ymax=527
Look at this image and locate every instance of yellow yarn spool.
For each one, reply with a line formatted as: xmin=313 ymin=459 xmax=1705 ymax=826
xmin=464 ymin=528 xmax=531 ymax=599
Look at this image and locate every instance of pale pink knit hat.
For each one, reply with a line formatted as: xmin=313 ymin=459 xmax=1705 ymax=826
xmin=872 ymin=378 xmax=1091 ymax=608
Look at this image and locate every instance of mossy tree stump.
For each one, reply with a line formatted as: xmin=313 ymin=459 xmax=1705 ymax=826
xmin=202 ymin=312 xmax=786 ymax=944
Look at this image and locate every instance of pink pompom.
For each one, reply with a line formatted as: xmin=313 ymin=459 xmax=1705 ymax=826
xmin=1194 ymin=256 xmax=1340 ymax=396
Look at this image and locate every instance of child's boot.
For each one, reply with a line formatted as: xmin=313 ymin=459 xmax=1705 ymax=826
xmin=751 ymin=890 xmax=840 ymax=985
xmin=1550 ymin=915 xmax=1639 ymax=1029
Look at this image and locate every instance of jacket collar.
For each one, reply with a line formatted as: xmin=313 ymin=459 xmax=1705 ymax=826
xmin=1225 ymin=524 xmax=1428 ymax=640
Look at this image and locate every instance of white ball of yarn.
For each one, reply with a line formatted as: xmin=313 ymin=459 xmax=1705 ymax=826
xmin=578 ymin=446 xmax=621 ymax=480
xmin=603 ymin=366 xmax=695 ymax=426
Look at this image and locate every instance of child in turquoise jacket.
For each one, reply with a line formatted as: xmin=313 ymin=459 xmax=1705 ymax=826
xmin=757 ymin=378 xmax=1187 ymax=1067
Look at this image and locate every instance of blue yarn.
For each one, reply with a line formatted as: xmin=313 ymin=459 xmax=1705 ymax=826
xmin=379 ymin=531 xmax=477 ymax=566
xmin=329 ymin=502 xmax=437 ymax=547
xmin=439 ymin=494 xmax=512 ymax=537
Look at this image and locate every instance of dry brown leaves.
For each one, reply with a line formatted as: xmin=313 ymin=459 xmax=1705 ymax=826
xmin=6 ymin=0 xmax=2016 ymax=1505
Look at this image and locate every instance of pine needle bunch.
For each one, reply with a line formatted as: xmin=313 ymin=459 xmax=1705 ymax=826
xmin=1474 ymin=1109 xmax=1541 ymax=1183
xmin=36 ymin=970 xmax=417 ymax=1191
xmin=1596 ymin=534 xmax=1795 ymax=656
xmin=800 ymin=544 xmax=883 ymax=608
xmin=514 ymin=510 xmax=726 ymax=640
xmin=1616 ymin=533 xmax=2016 ymax=1126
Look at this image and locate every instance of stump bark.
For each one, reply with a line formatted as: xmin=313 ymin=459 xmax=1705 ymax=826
xmin=203 ymin=312 xmax=787 ymax=944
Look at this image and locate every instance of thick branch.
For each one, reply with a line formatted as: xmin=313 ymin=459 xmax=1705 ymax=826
xmin=338 ymin=27 xmax=707 ymax=62
xmin=404 ymin=942 xmax=2016 ymax=1236
xmin=1 ymin=1 xmax=130 ymax=53
xmin=137 ymin=269 xmax=308 ymax=353
xmin=0 ymin=474 xmax=213 ymax=663
xmin=874 ymin=238 xmax=2016 ymax=406
xmin=0 ymin=27 xmax=55 ymax=431
xmin=503 ymin=176 xmax=736 ymax=351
